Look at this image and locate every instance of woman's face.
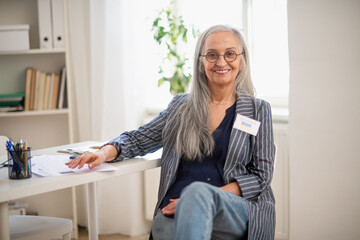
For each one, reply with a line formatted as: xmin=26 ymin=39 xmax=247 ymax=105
xmin=202 ymin=31 xmax=242 ymax=89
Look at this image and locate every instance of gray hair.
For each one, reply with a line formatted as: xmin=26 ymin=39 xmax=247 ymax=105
xmin=165 ymin=24 xmax=254 ymax=160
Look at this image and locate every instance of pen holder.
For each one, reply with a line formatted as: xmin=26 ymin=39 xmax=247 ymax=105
xmin=7 ymin=148 xmax=32 ymax=179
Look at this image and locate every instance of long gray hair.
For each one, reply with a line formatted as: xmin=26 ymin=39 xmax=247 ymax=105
xmin=165 ymin=25 xmax=254 ymax=160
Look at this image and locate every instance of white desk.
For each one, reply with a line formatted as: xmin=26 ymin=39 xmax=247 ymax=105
xmin=0 ymin=141 xmax=161 ymax=240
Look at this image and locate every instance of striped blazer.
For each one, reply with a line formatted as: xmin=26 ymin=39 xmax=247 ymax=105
xmin=108 ymin=93 xmax=276 ymax=240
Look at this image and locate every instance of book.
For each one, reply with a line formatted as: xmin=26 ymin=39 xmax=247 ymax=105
xmin=37 ymin=71 xmax=46 ymax=110
xmin=51 ymin=74 xmax=60 ymax=109
xmin=24 ymin=68 xmax=32 ymax=111
xmin=0 ymin=106 xmax=24 ymax=112
xmin=43 ymin=73 xmax=51 ymax=109
xmin=0 ymin=93 xmax=25 ymax=102
xmin=29 ymin=70 xmax=36 ymax=110
xmin=33 ymin=70 xmax=40 ymax=110
xmin=0 ymin=93 xmax=25 ymax=112
xmin=20 ymin=67 xmax=67 ymax=112
xmin=47 ymin=73 xmax=54 ymax=109
xmin=57 ymin=67 xmax=66 ymax=109
xmin=0 ymin=101 xmax=21 ymax=107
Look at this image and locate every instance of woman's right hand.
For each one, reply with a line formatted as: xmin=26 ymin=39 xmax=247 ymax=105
xmin=65 ymin=144 xmax=119 ymax=169
xmin=66 ymin=151 xmax=106 ymax=169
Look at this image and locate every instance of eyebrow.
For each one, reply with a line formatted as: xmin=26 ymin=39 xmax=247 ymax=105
xmin=206 ymin=47 xmax=238 ymax=52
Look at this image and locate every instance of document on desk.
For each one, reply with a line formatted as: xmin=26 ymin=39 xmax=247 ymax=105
xmin=31 ymin=155 xmax=118 ymax=177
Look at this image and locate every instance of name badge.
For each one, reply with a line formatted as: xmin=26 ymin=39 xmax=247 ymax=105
xmin=233 ymin=114 xmax=261 ymax=136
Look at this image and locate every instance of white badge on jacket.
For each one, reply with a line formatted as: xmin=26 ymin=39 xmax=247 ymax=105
xmin=233 ymin=114 xmax=261 ymax=136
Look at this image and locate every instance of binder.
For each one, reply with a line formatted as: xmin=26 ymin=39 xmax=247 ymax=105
xmin=38 ymin=0 xmax=53 ymax=49
xmin=51 ymin=0 xmax=65 ymax=48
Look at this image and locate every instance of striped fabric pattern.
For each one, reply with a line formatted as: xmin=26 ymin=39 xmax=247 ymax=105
xmin=107 ymin=93 xmax=276 ymax=240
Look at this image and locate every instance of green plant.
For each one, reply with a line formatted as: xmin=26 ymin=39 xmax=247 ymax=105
xmin=152 ymin=2 xmax=198 ymax=95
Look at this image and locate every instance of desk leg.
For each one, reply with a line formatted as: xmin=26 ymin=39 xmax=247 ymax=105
xmin=86 ymin=182 xmax=99 ymax=240
xmin=0 ymin=201 xmax=10 ymax=240
xmin=72 ymin=186 xmax=79 ymax=239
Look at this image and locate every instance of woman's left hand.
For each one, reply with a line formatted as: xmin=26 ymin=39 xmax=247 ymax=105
xmin=220 ymin=182 xmax=242 ymax=196
xmin=161 ymin=199 xmax=179 ymax=215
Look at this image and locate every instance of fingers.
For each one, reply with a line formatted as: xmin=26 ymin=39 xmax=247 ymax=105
xmin=161 ymin=198 xmax=179 ymax=215
xmin=162 ymin=204 xmax=175 ymax=215
xmin=66 ymin=152 xmax=99 ymax=169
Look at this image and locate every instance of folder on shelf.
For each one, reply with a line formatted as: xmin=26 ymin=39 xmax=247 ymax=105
xmin=51 ymin=0 xmax=65 ymax=48
xmin=38 ymin=0 xmax=53 ymax=49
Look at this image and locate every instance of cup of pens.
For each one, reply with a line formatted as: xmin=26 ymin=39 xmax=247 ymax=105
xmin=6 ymin=141 xmax=32 ymax=179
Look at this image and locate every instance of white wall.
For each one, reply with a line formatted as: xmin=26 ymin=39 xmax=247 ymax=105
xmin=67 ymin=0 xmax=152 ymax=236
xmin=288 ymin=0 xmax=360 ymax=239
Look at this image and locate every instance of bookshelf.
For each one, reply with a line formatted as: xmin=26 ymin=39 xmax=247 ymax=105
xmin=0 ymin=0 xmax=74 ymax=149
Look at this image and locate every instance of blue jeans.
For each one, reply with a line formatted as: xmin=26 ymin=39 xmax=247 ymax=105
xmin=152 ymin=182 xmax=249 ymax=240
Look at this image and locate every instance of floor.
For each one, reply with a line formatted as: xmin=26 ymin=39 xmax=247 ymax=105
xmin=77 ymin=226 xmax=149 ymax=240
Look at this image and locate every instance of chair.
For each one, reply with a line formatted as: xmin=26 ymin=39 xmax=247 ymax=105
xmin=10 ymin=215 xmax=72 ymax=240
xmin=1 ymin=136 xmax=73 ymax=240
xmin=0 ymin=135 xmax=9 ymax=156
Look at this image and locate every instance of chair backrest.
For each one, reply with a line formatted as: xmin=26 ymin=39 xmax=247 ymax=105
xmin=0 ymin=136 xmax=9 ymax=156
xmin=273 ymin=144 xmax=277 ymax=175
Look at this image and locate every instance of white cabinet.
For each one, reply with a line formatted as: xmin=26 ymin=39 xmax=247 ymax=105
xmin=0 ymin=0 xmax=74 ymax=149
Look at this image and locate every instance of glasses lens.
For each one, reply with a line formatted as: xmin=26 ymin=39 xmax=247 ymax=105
xmin=224 ymin=51 xmax=237 ymax=62
xmin=206 ymin=52 xmax=218 ymax=63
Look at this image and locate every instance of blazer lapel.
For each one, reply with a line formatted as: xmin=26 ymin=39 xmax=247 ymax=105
xmin=223 ymin=94 xmax=255 ymax=183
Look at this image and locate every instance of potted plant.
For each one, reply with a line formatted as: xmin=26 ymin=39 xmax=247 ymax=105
xmin=151 ymin=1 xmax=198 ymax=95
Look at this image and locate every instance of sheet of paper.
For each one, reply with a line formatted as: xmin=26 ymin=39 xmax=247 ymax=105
xmin=31 ymin=155 xmax=118 ymax=177
xmin=57 ymin=144 xmax=102 ymax=155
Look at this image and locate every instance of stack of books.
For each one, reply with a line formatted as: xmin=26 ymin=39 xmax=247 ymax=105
xmin=0 ymin=93 xmax=25 ymax=112
xmin=24 ymin=67 xmax=67 ymax=111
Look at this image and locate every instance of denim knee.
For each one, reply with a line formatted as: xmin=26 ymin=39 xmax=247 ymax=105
xmin=180 ymin=182 xmax=215 ymax=204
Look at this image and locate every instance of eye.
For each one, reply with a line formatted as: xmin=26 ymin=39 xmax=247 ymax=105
xmin=206 ymin=52 xmax=218 ymax=59
xmin=225 ymin=51 xmax=236 ymax=57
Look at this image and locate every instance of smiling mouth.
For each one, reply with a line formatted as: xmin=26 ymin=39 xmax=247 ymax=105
xmin=214 ymin=69 xmax=230 ymax=74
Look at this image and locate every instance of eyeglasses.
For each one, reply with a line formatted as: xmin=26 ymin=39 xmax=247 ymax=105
xmin=200 ymin=50 xmax=243 ymax=63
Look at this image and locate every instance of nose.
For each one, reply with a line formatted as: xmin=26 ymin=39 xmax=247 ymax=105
xmin=216 ymin=55 xmax=227 ymax=66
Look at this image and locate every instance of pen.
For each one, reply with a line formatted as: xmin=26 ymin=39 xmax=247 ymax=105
xmin=6 ymin=141 xmax=23 ymax=177
xmin=69 ymin=155 xmax=79 ymax=159
xmin=24 ymin=141 xmax=28 ymax=177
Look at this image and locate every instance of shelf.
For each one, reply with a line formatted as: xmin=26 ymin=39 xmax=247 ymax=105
xmin=0 ymin=109 xmax=69 ymax=118
xmin=0 ymin=49 xmax=65 ymax=56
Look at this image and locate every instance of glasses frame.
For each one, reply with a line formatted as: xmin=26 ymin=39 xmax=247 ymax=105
xmin=200 ymin=50 xmax=244 ymax=63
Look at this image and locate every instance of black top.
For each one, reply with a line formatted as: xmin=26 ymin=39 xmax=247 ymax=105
xmin=160 ymin=102 xmax=236 ymax=217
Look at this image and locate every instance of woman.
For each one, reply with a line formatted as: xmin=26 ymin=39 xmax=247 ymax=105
xmin=67 ymin=24 xmax=276 ymax=240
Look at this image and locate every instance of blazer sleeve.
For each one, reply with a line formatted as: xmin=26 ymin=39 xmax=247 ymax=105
xmin=104 ymin=94 xmax=184 ymax=161
xmin=235 ymin=100 xmax=275 ymax=200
